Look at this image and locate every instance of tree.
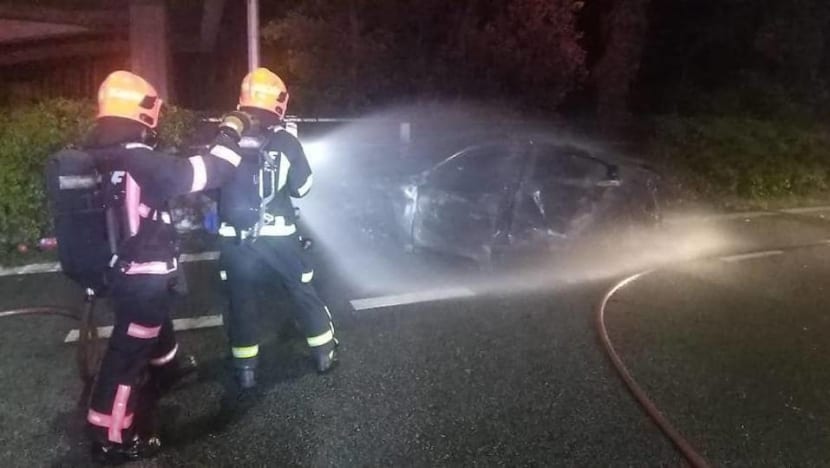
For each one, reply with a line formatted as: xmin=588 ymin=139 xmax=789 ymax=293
xmin=754 ymin=0 xmax=830 ymax=101
xmin=591 ymin=0 xmax=650 ymax=133
xmin=465 ymin=0 xmax=587 ymax=111
xmin=260 ymin=0 xmax=587 ymax=115
xmin=261 ymin=0 xmax=396 ymax=114
xmin=637 ymin=0 xmax=830 ymax=119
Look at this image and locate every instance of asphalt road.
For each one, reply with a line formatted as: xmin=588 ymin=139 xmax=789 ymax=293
xmin=607 ymin=245 xmax=830 ymax=466
xmin=2 ymin=209 xmax=830 ymax=466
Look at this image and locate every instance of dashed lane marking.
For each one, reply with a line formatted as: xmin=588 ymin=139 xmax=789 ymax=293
xmin=0 ymin=251 xmax=221 ymax=278
xmin=719 ymin=250 xmax=784 ymax=263
xmin=0 ymin=262 xmax=61 ymax=277
xmin=64 ymin=314 xmax=223 ymax=343
xmin=350 ymin=287 xmax=476 ymax=311
xmin=63 ymin=286 xmax=478 ymax=342
xmin=6 ymin=205 xmax=830 ymax=278
xmin=664 ymin=211 xmax=775 ymax=225
xmin=665 ymin=205 xmax=830 ymax=225
xmin=180 ymin=251 xmax=220 ymax=262
xmin=779 ymin=206 xmax=830 ymax=215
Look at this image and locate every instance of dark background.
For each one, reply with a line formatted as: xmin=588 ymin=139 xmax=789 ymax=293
xmin=4 ymin=0 xmax=829 ymax=132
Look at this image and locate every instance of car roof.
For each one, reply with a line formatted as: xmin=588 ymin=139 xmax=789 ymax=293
xmin=433 ymin=135 xmax=604 ymax=164
xmin=423 ymin=132 xmax=659 ymax=177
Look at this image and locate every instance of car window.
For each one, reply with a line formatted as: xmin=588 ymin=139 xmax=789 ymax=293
xmin=532 ymin=145 xmax=607 ymax=183
xmin=523 ymin=145 xmax=608 ymax=232
xmin=428 ymin=144 xmax=519 ymax=193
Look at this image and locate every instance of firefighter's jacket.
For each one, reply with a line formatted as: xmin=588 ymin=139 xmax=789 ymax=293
xmin=89 ymin=138 xmax=243 ymax=274
xmin=218 ymin=126 xmax=312 ymax=238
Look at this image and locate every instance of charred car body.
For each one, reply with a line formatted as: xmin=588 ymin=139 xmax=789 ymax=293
xmin=185 ymin=120 xmax=661 ymax=267
xmin=386 ymin=135 xmax=661 ymax=265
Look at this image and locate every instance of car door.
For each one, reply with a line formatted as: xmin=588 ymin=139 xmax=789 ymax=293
xmin=519 ymin=145 xmax=616 ymax=239
xmin=412 ymin=143 xmax=526 ymax=262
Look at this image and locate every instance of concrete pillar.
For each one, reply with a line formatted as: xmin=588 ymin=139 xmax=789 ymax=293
xmin=129 ymin=0 xmax=170 ymax=100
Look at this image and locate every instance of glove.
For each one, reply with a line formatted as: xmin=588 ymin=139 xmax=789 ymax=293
xmin=218 ymin=111 xmax=255 ymax=142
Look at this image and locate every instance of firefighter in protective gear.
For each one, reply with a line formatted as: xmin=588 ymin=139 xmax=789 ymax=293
xmin=218 ymin=68 xmax=337 ymax=389
xmin=83 ymin=70 xmax=250 ymax=463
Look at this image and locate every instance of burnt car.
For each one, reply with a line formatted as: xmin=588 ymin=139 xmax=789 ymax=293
xmin=388 ymin=136 xmax=661 ymax=265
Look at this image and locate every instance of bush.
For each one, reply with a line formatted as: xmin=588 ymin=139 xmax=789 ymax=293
xmin=648 ymin=116 xmax=830 ymax=203
xmin=157 ymin=105 xmax=199 ymax=149
xmin=0 ymin=99 xmax=197 ymax=260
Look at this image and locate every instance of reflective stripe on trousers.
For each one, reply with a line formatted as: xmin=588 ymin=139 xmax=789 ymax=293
xmin=307 ymin=329 xmax=334 ymax=347
xmin=86 ymin=384 xmax=133 ymax=443
xmin=232 ymin=345 xmax=259 ymax=359
xmin=150 ymin=344 xmax=178 ymax=366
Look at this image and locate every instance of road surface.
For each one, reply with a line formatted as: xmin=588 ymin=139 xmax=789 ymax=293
xmin=2 ymin=208 xmax=830 ymax=466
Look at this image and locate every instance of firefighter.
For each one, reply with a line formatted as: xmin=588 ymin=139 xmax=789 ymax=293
xmin=83 ymin=70 xmax=251 ymax=463
xmin=218 ymin=68 xmax=337 ymax=389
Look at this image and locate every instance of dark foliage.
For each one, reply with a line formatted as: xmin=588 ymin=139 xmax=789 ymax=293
xmin=260 ymin=0 xmax=587 ymax=115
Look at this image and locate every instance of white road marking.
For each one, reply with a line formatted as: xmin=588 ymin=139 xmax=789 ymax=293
xmin=64 ymin=314 xmax=224 ymax=343
xmin=664 ymin=211 xmax=775 ymax=225
xmin=350 ymin=287 xmax=476 ymax=311
xmin=779 ymin=206 xmax=830 ymax=214
xmin=0 ymin=251 xmax=221 ymax=278
xmin=0 ymin=262 xmax=62 ymax=277
xmin=719 ymin=250 xmax=784 ymax=263
xmin=180 ymin=251 xmax=220 ymax=262
xmin=0 ymin=310 xmax=29 ymax=318
xmin=3 ymin=204 xmax=829 ymax=279
xmin=4 ymin=204 xmax=830 ymax=278
xmin=665 ymin=205 xmax=830 ymax=225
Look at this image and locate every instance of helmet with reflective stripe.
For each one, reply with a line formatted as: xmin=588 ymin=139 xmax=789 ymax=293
xmin=97 ymin=71 xmax=163 ymax=129
xmin=239 ymin=67 xmax=289 ymax=119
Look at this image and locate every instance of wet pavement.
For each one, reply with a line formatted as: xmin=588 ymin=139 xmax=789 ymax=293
xmin=2 ymin=209 xmax=830 ymax=466
xmin=606 ymin=245 xmax=830 ymax=466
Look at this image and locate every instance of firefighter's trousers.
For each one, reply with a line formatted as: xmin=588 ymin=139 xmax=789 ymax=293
xmin=87 ymin=273 xmax=180 ymax=444
xmin=219 ymin=235 xmax=334 ymax=365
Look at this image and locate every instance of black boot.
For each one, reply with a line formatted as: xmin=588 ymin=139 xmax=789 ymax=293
xmin=150 ymin=354 xmax=198 ymax=393
xmin=233 ymin=357 xmax=257 ymax=389
xmin=132 ymin=388 xmax=162 ymax=451
xmin=311 ymin=339 xmax=339 ymax=374
xmin=91 ymin=434 xmax=161 ymax=465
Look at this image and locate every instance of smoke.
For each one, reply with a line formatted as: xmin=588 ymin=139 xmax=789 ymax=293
xmin=294 ymin=103 xmax=738 ymax=297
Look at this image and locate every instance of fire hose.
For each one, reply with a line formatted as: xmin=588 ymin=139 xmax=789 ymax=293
xmin=0 ymin=297 xmax=101 ymax=405
xmin=595 ymin=240 xmax=830 ymax=468
xmin=597 ymin=271 xmax=711 ymax=468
